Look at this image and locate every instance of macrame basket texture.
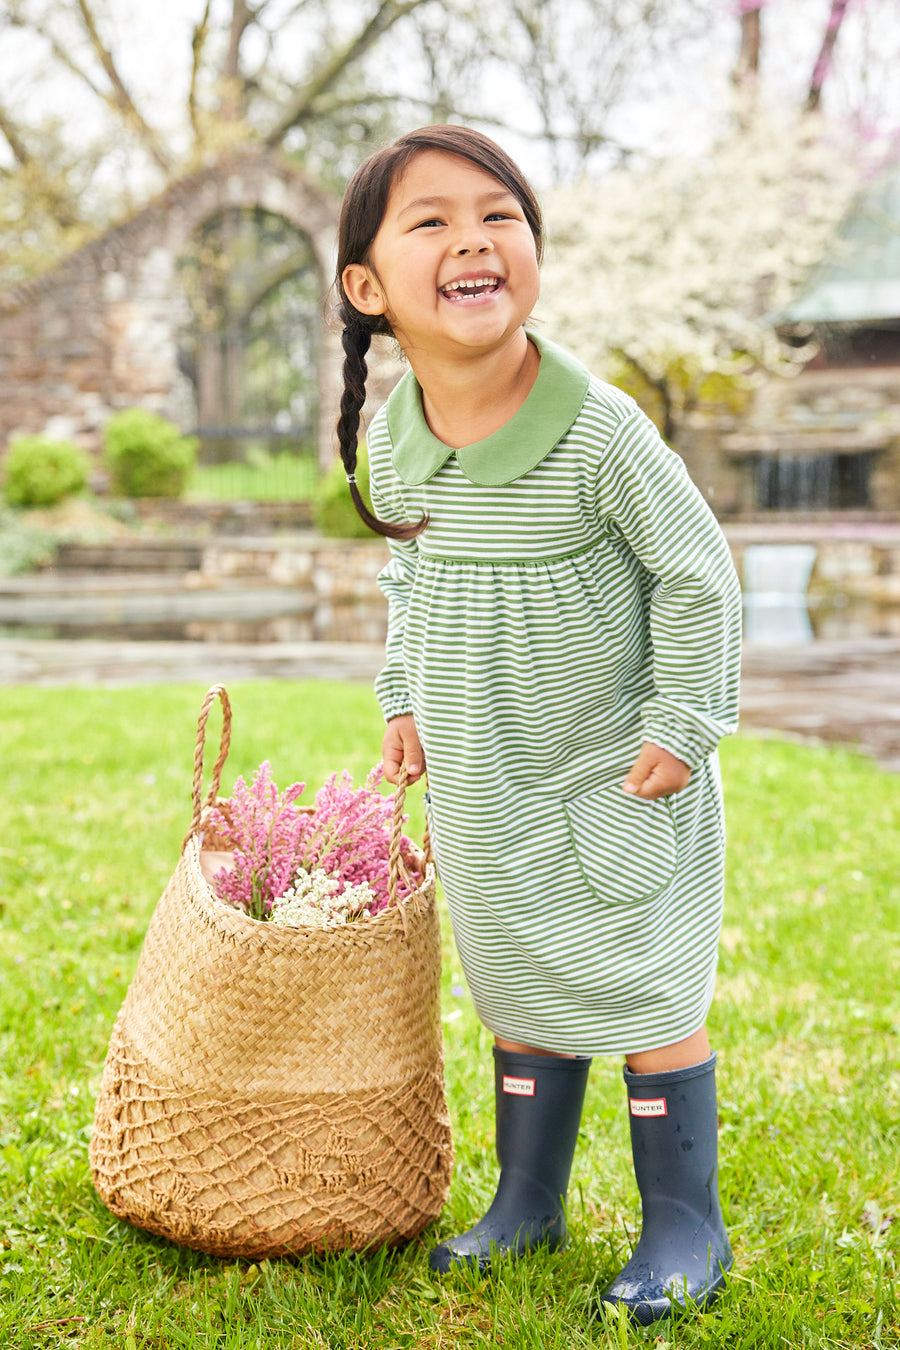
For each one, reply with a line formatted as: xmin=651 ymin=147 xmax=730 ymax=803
xmin=90 ymin=685 xmax=453 ymax=1258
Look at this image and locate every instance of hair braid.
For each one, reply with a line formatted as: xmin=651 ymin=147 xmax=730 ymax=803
xmin=335 ymin=308 xmax=427 ymax=541
xmin=337 ymin=318 xmax=370 ymax=477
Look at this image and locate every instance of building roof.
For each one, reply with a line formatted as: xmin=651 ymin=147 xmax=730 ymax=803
xmin=779 ymin=168 xmax=900 ymax=324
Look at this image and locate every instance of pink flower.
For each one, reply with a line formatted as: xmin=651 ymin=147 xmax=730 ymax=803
xmin=206 ymin=761 xmax=309 ymax=919
xmin=299 ymin=765 xmax=413 ymax=914
xmin=207 ymin=761 xmax=415 ymax=920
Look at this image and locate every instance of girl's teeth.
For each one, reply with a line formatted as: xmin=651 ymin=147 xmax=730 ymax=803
xmin=443 ymin=278 xmax=499 ymax=293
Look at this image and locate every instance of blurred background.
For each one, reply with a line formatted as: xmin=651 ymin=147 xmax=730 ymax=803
xmin=1 ymin=0 xmax=900 ymax=692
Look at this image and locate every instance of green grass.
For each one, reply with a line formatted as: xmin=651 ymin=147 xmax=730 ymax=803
xmin=187 ymin=452 xmax=320 ymax=503
xmin=1 ymin=682 xmax=898 ymax=1348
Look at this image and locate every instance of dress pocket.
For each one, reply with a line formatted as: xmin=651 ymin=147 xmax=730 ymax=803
xmin=562 ymin=781 xmax=678 ymax=905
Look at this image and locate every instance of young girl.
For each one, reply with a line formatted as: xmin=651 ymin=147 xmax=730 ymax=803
xmin=334 ymin=125 xmax=741 ymax=1325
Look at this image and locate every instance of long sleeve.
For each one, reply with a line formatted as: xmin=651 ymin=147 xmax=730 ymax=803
xmin=595 ymin=409 xmax=742 ymax=768
xmin=366 ymin=438 xmax=422 ymax=721
xmin=373 ymin=534 xmax=419 ymax=722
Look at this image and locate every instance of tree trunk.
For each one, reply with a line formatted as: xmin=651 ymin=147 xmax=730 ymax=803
xmin=731 ymin=3 xmax=763 ymax=126
xmin=733 ymin=4 xmax=762 ymax=87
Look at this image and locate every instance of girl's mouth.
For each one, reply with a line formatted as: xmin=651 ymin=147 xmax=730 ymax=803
xmin=439 ymin=276 xmax=503 ymax=302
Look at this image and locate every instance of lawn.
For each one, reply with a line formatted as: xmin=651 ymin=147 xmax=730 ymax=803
xmin=186 ymin=451 xmax=320 ymax=503
xmin=1 ymin=682 xmax=897 ymax=1348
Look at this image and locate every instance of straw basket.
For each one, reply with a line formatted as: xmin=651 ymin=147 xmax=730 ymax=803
xmin=89 ymin=684 xmax=452 ymax=1258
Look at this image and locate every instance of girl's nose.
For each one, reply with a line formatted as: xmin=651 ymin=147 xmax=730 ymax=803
xmin=453 ymin=233 xmax=493 ymax=257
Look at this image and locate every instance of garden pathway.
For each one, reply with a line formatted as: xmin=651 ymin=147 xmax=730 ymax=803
xmin=1 ymin=633 xmax=898 ymax=773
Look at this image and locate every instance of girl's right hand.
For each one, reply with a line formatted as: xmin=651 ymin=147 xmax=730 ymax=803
xmin=382 ymin=715 xmax=426 ymax=784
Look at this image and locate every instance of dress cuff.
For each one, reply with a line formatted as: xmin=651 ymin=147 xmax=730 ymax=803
xmin=641 ymin=700 xmax=734 ymax=770
xmin=374 ymin=668 xmax=414 ymax=724
xmin=380 ymin=699 xmax=415 ymax=725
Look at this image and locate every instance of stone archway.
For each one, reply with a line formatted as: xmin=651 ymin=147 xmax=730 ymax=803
xmin=177 ymin=206 xmax=324 ymax=460
xmin=0 ymin=147 xmax=342 ymax=466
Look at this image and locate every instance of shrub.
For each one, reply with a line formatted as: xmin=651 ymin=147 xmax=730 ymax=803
xmin=0 ymin=506 xmax=58 ymax=575
xmin=104 ymin=408 xmax=198 ymax=498
xmin=314 ymin=444 xmax=374 ymax=539
xmin=2 ymin=435 xmax=90 ymax=508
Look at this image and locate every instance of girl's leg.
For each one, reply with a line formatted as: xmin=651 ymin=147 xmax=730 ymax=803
xmin=494 ymin=1036 xmax=575 ymax=1058
xmin=625 ymin=1025 xmax=710 ymax=1074
xmin=496 ymin=1025 xmax=708 ymax=1068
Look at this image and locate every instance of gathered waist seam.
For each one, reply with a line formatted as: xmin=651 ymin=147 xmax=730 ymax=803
xmin=415 ymin=538 xmax=610 ymax=567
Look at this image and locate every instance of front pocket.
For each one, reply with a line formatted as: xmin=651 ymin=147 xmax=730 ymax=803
xmin=563 ymin=782 xmax=678 ymax=905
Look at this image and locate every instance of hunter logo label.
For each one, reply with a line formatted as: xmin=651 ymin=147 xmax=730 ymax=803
xmin=503 ymin=1076 xmax=536 ymax=1097
xmin=630 ymin=1096 xmax=668 ymax=1117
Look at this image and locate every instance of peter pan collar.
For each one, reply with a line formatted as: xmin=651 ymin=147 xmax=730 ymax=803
xmin=386 ymin=331 xmax=591 ymax=487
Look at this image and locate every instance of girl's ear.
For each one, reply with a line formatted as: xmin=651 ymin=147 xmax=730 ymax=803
xmin=342 ymin=263 xmax=387 ymax=317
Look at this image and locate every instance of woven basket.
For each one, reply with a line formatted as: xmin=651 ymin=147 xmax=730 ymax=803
xmin=90 ymin=684 xmax=452 ymax=1258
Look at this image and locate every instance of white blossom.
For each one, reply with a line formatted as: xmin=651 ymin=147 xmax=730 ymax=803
xmin=537 ymin=114 xmax=862 ymax=430
xmin=269 ymin=867 xmax=375 ymax=929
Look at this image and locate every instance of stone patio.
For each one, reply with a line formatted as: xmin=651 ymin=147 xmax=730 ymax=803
xmin=1 ymin=631 xmax=898 ymax=773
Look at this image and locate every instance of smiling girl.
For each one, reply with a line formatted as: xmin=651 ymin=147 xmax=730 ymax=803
xmin=333 ymin=125 xmax=741 ymax=1325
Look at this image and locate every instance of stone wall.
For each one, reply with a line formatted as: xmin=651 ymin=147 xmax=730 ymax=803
xmin=712 ymin=363 xmax=900 ymax=516
xmin=0 ymin=149 xmax=342 ymax=466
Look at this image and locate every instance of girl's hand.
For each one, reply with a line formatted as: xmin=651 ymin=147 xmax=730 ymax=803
xmin=623 ymin=742 xmax=690 ymax=799
xmin=382 ymin=714 xmax=426 ymax=784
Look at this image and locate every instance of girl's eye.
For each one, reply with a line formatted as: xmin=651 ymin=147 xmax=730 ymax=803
xmin=485 ymin=212 xmax=511 ymax=222
xmin=414 ymin=218 xmax=444 ymax=229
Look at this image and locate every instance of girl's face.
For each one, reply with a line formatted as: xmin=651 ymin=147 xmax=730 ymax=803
xmin=342 ymin=150 xmax=540 ymax=365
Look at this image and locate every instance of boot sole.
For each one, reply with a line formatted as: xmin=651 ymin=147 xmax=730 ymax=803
xmin=429 ymin=1232 xmax=566 ymax=1275
xmin=599 ymin=1263 xmax=731 ymax=1325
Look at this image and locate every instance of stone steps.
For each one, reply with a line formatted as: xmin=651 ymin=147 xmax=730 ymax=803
xmin=130 ymin=499 xmax=314 ymax=535
xmin=0 ymin=583 xmax=313 ymax=626
xmin=2 ymin=535 xmax=392 ymax=644
xmin=54 ymin=539 xmax=205 ymax=573
xmin=0 ymin=572 xmax=197 ymax=597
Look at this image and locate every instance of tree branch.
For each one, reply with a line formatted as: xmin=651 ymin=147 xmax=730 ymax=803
xmin=220 ymin=0 xmax=256 ymax=122
xmin=611 ymin=347 xmax=676 ymax=442
xmin=806 ymin=0 xmax=850 ymax=113
xmin=224 ymin=0 xmax=254 ymax=81
xmin=74 ymin=0 xmax=172 ymax=171
xmin=189 ymin=0 xmax=213 ymax=143
xmin=6 ymin=11 xmax=109 ymax=105
xmin=264 ymin=0 xmax=429 ymax=147
xmin=0 ymin=103 xmax=31 ymax=167
xmin=240 ymin=246 xmax=314 ymax=319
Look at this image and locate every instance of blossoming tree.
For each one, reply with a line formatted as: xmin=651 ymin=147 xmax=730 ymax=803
xmin=537 ymin=114 xmax=861 ymax=441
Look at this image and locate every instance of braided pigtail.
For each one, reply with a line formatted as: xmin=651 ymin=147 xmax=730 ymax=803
xmin=336 ymin=311 xmax=427 ymax=542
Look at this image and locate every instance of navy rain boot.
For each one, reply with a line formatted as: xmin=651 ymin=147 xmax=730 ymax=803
xmin=601 ymin=1054 xmax=733 ymax=1324
xmin=429 ymin=1047 xmax=591 ymax=1273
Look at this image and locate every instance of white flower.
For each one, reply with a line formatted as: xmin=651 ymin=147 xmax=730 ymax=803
xmin=269 ymin=867 xmax=375 ymax=928
xmin=537 ymin=113 xmax=861 ymax=415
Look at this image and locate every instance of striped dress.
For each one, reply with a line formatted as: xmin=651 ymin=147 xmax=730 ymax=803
xmin=368 ymin=332 xmax=742 ymax=1056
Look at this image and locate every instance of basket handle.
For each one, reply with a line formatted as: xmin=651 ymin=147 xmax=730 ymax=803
xmin=189 ymin=684 xmax=232 ymax=835
xmin=388 ymin=766 xmax=434 ymax=908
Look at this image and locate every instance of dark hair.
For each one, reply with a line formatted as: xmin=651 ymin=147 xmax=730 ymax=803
xmin=334 ymin=125 xmax=544 ymax=540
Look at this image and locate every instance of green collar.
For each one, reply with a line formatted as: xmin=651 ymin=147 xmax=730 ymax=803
xmin=385 ymin=331 xmax=591 ymax=487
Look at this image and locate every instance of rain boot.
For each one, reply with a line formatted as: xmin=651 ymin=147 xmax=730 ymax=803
xmin=429 ymin=1047 xmax=591 ymax=1273
xmin=601 ymin=1054 xmax=732 ymax=1324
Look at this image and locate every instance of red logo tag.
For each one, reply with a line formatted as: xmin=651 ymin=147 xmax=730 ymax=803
xmin=630 ymin=1096 xmax=667 ymax=1117
xmin=503 ymin=1075 xmax=536 ymax=1097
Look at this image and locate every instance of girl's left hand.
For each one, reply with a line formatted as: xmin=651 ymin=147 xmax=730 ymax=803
xmin=622 ymin=742 xmax=691 ymax=799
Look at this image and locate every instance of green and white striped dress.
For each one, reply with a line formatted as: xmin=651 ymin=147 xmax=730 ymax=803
xmin=369 ymin=332 xmax=742 ymax=1056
